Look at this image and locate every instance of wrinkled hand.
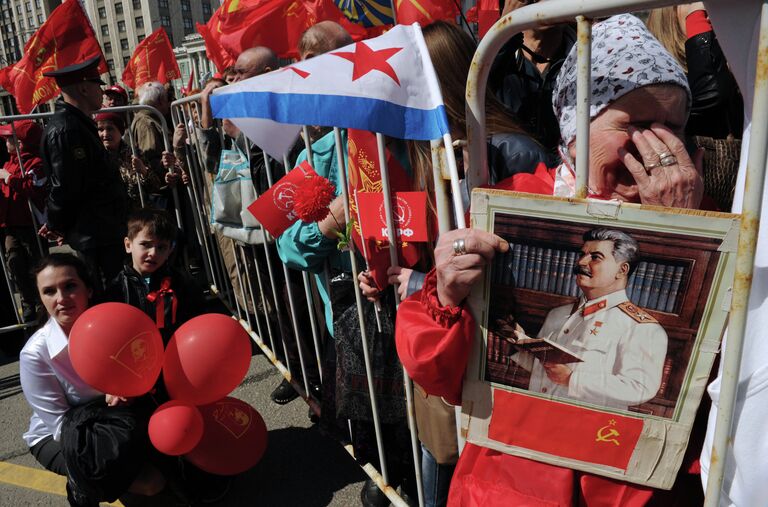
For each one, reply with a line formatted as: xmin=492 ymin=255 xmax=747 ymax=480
xmin=105 ymin=394 xmax=130 ymax=407
xmin=131 ymin=155 xmax=148 ymax=177
xmin=172 ymin=122 xmax=187 ymax=149
xmin=435 ymin=229 xmax=509 ymax=307
xmin=387 ymin=266 xmax=413 ymax=300
xmin=358 ymin=270 xmax=380 ymax=302
xmin=620 ymin=124 xmax=704 ymax=209
xmin=38 ymin=224 xmax=64 ymax=245
xmin=543 ymin=362 xmax=572 ymax=386
xmin=161 ymin=151 xmax=176 ymax=170
xmin=0 ymin=168 xmax=10 ymax=183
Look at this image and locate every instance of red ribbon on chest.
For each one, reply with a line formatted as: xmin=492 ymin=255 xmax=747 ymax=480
xmin=146 ymin=276 xmax=178 ymax=329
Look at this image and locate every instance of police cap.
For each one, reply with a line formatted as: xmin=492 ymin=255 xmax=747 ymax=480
xmin=42 ymin=56 xmax=105 ymax=87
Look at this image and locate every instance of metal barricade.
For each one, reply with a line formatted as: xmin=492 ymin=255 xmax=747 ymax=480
xmin=466 ymin=2 xmax=766 ymax=506
xmin=167 ymin=1 xmax=765 ymax=504
xmin=0 ymin=112 xmax=53 ymax=335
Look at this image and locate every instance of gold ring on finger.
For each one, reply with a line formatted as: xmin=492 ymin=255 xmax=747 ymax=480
xmin=644 ymin=161 xmax=662 ymax=172
xmin=452 ymin=238 xmax=467 ymax=256
xmin=660 ymin=154 xmax=678 ymax=166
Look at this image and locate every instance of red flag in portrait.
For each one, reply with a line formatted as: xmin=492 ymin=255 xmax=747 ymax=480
xmin=0 ymin=0 xmax=107 ymax=113
xmin=122 ymin=28 xmax=181 ymax=89
xmin=489 ymin=390 xmax=644 ymax=471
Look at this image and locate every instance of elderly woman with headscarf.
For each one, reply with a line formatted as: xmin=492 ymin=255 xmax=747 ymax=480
xmin=394 ymin=14 xmax=705 ymax=506
xmin=95 ymin=112 xmax=163 ymax=211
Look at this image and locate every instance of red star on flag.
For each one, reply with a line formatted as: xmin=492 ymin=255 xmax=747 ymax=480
xmin=332 ymin=42 xmax=403 ymax=86
xmin=281 ymin=66 xmax=310 ymax=79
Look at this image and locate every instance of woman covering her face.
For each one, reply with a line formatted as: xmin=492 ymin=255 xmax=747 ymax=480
xmin=395 ymin=14 xmax=707 ymax=506
xmin=551 ymin=14 xmax=704 ymax=208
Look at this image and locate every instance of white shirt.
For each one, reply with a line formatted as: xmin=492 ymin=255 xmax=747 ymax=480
xmin=513 ymin=289 xmax=668 ymax=410
xmin=19 ymin=318 xmax=102 ymax=447
xmin=701 ymin=3 xmax=768 ymax=505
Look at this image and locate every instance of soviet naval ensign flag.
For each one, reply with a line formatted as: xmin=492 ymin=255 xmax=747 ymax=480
xmin=209 ymin=23 xmax=450 ymax=159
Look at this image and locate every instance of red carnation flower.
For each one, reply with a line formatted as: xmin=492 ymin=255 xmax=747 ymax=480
xmin=293 ymin=174 xmax=336 ymax=223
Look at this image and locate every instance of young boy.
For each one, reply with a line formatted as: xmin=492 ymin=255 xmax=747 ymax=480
xmin=104 ymin=208 xmax=204 ymax=342
xmin=105 ymin=209 xmax=231 ymax=503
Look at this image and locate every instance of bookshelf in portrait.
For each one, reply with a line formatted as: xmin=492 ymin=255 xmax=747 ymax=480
xmin=461 ymin=189 xmax=738 ymax=489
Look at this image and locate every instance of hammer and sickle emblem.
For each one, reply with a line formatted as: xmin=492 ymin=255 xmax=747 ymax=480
xmin=285 ymin=1 xmax=300 ymax=16
xmin=596 ymin=419 xmax=621 ymax=446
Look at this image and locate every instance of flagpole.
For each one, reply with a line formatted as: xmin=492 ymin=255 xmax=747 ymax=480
xmin=284 ymin=153 xmax=325 ymax=384
xmin=391 ymin=0 xmax=398 ymax=24
xmin=375 ymin=132 xmax=425 ymax=507
xmin=332 ymin=126 xmax=391 ymax=487
xmin=353 ymin=188 xmax=384 ymax=333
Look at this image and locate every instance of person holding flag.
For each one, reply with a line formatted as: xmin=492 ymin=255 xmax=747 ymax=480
xmin=39 ymin=56 xmax=129 ymax=288
xmin=354 ymin=21 xmax=555 ymax=507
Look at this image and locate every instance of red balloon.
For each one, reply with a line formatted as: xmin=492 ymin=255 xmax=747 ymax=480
xmin=186 ymin=397 xmax=268 ymax=475
xmin=69 ymin=303 xmax=163 ymax=397
xmin=149 ymin=400 xmax=204 ymax=456
xmin=163 ymin=314 xmax=251 ymax=405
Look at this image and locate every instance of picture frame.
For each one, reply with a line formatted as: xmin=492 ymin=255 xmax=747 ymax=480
xmin=461 ymin=189 xmax=739 ymax=489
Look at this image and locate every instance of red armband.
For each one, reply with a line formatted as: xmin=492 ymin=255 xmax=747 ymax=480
xmin=686 ymin=9 xmax=712 ymax=39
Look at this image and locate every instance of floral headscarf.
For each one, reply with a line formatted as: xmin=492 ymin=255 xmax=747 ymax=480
xmin=551 ymin=14 xmax=690 ymax=195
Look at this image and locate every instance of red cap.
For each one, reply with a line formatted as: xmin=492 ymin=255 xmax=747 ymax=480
xmin=94 ymin=112 xmax=126 ymax=133
xmin=0 ymin=120 xmax=43 ymax=148
xmin=104 ymin=84 xmax=128 ymax=100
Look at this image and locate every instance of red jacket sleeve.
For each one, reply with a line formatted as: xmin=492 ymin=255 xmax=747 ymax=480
xmin=395 ymin=269 xmax=475 ymax=405
xmin=7 ymin=156 xmax=46 ymax=205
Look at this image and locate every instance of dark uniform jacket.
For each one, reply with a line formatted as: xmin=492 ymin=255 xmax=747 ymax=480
xmin=41 ymin=100 xmax=128 ymax=251
xmin=103 ymin=263 xmax=205 ymax=344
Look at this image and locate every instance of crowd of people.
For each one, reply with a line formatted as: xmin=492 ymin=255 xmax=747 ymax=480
xmin=0 ymin=1 xmax=756 ymax=506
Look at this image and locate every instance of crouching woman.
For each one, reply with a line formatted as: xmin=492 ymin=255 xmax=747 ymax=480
xmin=19 ymin=253 xmax=164 ymax=506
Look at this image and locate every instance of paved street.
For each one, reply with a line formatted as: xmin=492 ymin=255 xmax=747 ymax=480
xmin=0 ymin=342 xmax=367 ymax=506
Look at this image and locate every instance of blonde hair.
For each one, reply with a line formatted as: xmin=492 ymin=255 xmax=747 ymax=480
xmin=646 ymin=7 xmax=688 ymax=72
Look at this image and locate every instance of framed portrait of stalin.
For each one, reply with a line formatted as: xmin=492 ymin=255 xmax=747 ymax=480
xmin=461 ymin=189 xmax=739 ymax=489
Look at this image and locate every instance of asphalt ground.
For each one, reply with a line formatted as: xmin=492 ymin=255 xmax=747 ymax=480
xmin=0 ymin=344 xmax=368 ymax=506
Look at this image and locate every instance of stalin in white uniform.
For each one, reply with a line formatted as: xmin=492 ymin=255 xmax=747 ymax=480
xmin=512 ymin=228 xmax=668 ymax=410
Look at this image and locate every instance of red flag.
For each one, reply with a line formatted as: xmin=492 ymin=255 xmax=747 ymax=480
xmin=214 ymin=0 xmax=370 ymax=60
xmin=488 ymin=390 xmax=644 ymax=470
xmin=357 ymin=192 xmax=430 ymax=242
xmin=466 ymin=0 xmax=500 ymax=38
xmin=181 ymin=67 xmax=195 ymax=96
xmin=0 ymin=0 xmax=107 ymax=113
xmin=247 ymin=161 xmax=317 ymax=237
xmin=347 ymin=129 xmax=421 ymax=290
xmin=122 ymin=28 xmax=181 ymax=89
xmin=395 ymin=0 xmax=460 ymax=25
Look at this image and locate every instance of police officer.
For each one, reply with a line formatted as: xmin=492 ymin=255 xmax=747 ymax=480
xmin=512 ymin=228 xmax=668 ymax=410
xmin=39 ymin=56 xmax=128 ymax=287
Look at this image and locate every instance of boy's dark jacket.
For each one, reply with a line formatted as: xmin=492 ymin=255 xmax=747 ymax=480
xmin=103 ymin=263 xmax=205 ymax=342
